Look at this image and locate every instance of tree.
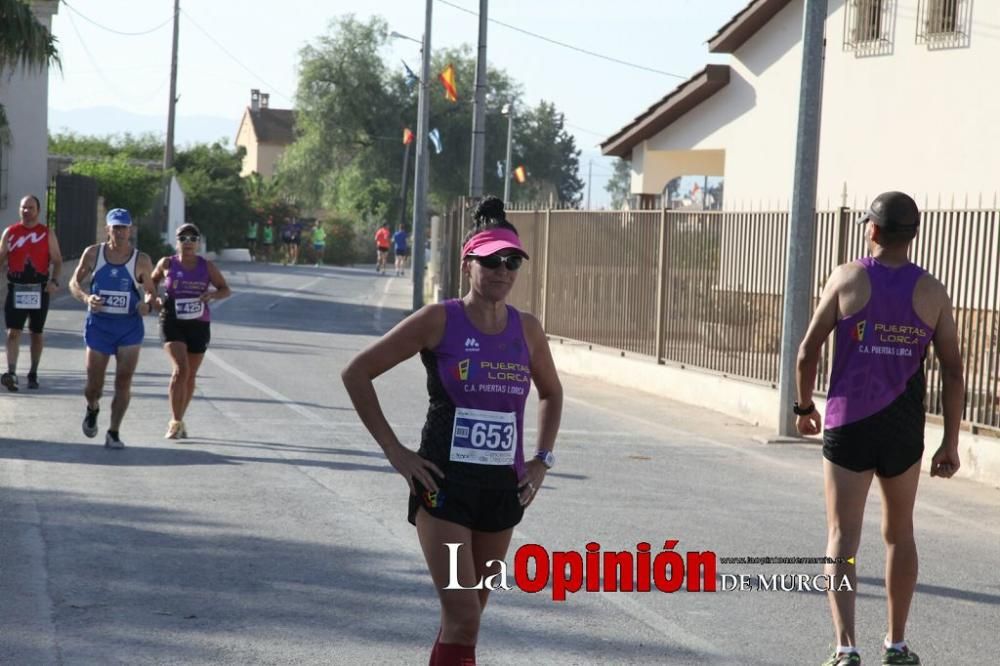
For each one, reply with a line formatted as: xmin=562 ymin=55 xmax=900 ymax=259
xmin=67 ymin=157 xmax=160 ymax=217
xmin=606 ymin=158 xmax=631 ymax=209
xmin=283 ymin=16 xmax=594 ymax=222
xmin=665 ymin=176 xmax=681 ymax=208
xmin=0 ymin=0 xmax=59 ymax=131
xmin=245 ymin=172 xmax=296 ymax=226
xmin=279 ymin=15 xmax=400 ymax=214
xmin=511 ymin=101 xmax=583 ymax=206
xmin=50 ymin=131 xmax=163 ymax=161
xmin=174 ymin=142 xmax=251 ymax=251
xmin=420 ymin=46 xmax=520 ymax=209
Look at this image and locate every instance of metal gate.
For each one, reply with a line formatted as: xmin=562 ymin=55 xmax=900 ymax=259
xmin=48 ymin=173 xmax=98 ymax=259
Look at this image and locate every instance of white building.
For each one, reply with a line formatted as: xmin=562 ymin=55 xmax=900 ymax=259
xmin=0 ymin=0 xmax=59 ymax=218
xmin=603 ymin=0 xmax=995 ymax=211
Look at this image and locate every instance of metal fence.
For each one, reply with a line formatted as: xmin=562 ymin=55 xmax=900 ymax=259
xmin=475 ymin=205 xmax=1000 ymax=433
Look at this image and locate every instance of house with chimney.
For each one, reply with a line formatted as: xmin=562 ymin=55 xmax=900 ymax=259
xmin=235 ymin=89 xmax=296 ymax=179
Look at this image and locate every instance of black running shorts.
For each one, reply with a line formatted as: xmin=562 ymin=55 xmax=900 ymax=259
xmin=4 ymin=285 xmax=50 ymax=333
xmin=160 ymin=317 xmax=211 ymax=354
xmin=823 ymin=375 xmax=926 ymax=478
xmin=409 ymin=477 xmax=524 ymax=532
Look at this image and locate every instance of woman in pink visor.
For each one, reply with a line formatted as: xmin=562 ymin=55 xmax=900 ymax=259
xmin=343 ymin=195 xmax=563 ymax=665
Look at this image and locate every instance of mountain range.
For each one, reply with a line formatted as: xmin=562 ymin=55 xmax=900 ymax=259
xmin=48 ymin=106 xmax=239 ymax=148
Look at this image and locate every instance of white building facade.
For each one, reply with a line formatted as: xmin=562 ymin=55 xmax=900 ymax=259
xmin=605 ymin=0 xmax=997 ymax=211
xmin=0 ymin=0 xmax=59 ymax=218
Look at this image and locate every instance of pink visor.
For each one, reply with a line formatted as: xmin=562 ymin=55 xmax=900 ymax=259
xmin=462 ymin=228 xmax=529 ymax=259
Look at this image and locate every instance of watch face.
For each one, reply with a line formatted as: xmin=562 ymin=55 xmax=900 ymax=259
xmin=537 ymin=451 xmax=554 ymax=468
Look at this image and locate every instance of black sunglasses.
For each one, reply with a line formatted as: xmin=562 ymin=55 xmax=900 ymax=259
xmin=472 ymin=254 xmax=523 ymax=271
xmin=177 ymin=235 xmax=200 ymax=243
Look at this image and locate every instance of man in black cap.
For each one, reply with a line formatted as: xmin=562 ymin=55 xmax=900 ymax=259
xmin=795 ymin=191 xmax=964 ymax=666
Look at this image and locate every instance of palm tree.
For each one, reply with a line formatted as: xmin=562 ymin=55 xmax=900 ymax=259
xmin=0 ymin=0 xmax=60 ymax=131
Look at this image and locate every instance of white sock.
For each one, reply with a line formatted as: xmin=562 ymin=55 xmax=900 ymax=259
xmin=885 ymin=639 xmax=907 ymax=651
xmin=836 ymin=645 xmax=859 ymax=654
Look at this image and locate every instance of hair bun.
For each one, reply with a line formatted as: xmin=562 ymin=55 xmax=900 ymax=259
xmin=474 ymin=196 xmax=506 ymax=225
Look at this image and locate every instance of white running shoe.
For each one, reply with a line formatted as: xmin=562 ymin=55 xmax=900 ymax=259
xmin=165 ymin=420 xmax=183 ymax=439
xmin=104 ymin=431 xmax=125 ymax=449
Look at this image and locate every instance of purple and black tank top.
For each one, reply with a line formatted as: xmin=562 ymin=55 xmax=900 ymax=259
xmin=161 ymin=255 xmax=211 ymax=323
xmin=419 ymin=299 xmax=532 ymax=489
xmin=824 ymin=257 xmax=933 ymax=441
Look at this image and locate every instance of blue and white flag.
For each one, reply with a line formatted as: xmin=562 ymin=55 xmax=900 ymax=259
xmin=428 ymin=128 xmax=442 ymax=154
xmin=402 ymin=60 xmax=419 ymax=88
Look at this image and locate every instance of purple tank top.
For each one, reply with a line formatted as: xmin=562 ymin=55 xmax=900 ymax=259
xmin=825 ymin=257 xmax=933 ymax=429
xmin=163 ymin=255 xmax=211 ymax=322
xmin=420 ymin=299 xmax=532 ymax=484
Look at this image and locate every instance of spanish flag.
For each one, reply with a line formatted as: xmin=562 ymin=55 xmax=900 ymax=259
xmin=439 ymin=64 xmax=458 ymax=102
xmin=513 ymin=165 xmax=527 ymax=183
xmin=402 ymin=128 xmax=414 ymax=145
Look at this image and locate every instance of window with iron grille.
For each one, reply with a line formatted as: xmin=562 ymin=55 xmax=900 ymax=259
xmin=916 ymin=0 xmax=971 ymax=48
xmin=843 ymin=0 xmax=895 ymax=56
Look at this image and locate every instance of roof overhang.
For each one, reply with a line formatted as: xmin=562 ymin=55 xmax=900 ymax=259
xmin=707 ymin=0 xmax=794 ymax=53
xmin=601 ymin=64 xmax=730 ymax=158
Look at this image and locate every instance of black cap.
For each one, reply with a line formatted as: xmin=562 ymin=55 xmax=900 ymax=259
xmin=857 ymin=191 xmax=920 ymax=230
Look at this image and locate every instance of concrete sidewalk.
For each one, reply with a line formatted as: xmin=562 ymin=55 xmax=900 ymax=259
xmin=548 ymin=337 xmax=1000 ymax=488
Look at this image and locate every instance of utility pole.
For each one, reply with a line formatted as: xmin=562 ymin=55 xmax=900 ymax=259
xmin=163 ymin=0 xmax=180 ymax=171
xmin=502 ymin=100 xmax=514 ymax=203
xmin=777 ymin=0 xmax=827 ymax=437
xmin=411 ymin=0 xmax=433 ymax=311
xmin=586 ymin=159 xmax=593 ymax=210
xmin=398 ymin=139 xmax=412 ymax=230
xmin=468 ymin=0 xmax=488 ymax=198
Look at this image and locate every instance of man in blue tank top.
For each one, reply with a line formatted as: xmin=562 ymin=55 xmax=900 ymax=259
xmin=69 ymin=209 xmax=157 ymax=449
xmin=795 ymin=192 xmax=964 ymax=666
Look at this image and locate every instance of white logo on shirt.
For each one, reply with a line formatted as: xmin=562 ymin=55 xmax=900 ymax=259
xmin=8 ymin=232 xmax=46 ymax=251
xmin=110 ymin=268 xmax=119 ymax=277
xmin=465 ymin=337 xmax=480 ymax=352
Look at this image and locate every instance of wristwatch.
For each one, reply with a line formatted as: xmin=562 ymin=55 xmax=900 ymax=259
xmin=534 ymin=450 xmax=555 ymax=469
xmin=793 ymin=401 xmax=816 ymax=416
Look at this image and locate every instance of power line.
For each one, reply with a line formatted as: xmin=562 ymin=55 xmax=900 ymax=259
xmin=436 ymin=0 xmax=687 ymax=79
xmin=61 ymin=2 xmax=173 ymax=37
xmin=179 ymin=9 xmax=294 ymax=104
xmin=64 ymin=9 xmax=133 ymax=105
xmin=565 ymin=122 xmax=612 ymax=138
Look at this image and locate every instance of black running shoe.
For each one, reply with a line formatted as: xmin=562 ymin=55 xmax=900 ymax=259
xmin=27 ymin=373 xmax=39 ymax=389
xmin=1 ymin=372 xmax=18 ymax=392
xmin=83 ymin=406 xmax=100 ymax=438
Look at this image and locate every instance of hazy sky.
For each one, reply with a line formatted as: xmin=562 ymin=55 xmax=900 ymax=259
xmin=48 ymin=0 xmax=750 ymax=205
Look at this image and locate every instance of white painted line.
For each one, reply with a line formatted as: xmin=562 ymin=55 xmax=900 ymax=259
xmin=203 ymin=351 xmax=326 ymax=426
xmin=373 ymin=276 xmax=396 ymax=333
xmin=264 ymin=275 xmax=326 ymax=310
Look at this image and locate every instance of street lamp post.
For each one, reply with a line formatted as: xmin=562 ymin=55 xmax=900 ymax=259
xmin=411 ymin=0 xmax=433 ymax=311
xmin=501 ymin=101 xmax=515 ymax=204
xmin=390 ymin=19 xmax=432 ymax=310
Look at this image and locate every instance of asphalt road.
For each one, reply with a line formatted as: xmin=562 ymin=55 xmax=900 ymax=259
xmin=1 ymin=261 xmax=998 ymax=665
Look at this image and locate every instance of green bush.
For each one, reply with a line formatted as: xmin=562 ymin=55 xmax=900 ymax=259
xmin=321 ymin=217 xmax=362 ymax=265
xmin=67 ymin=157 xmax=160 ymax=217
xmin=136 ymin=222 xmax=174 ymax=264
